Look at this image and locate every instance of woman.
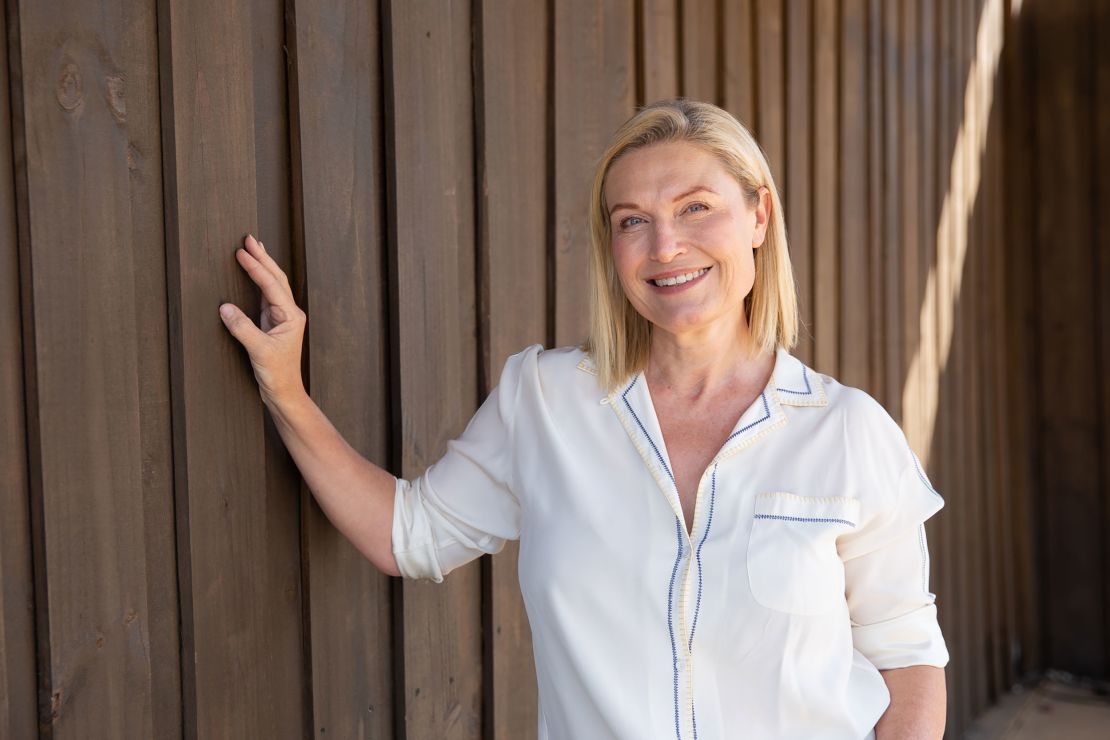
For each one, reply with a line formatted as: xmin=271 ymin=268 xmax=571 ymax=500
xmin=219 ymin=99 xmax=948 ymax=739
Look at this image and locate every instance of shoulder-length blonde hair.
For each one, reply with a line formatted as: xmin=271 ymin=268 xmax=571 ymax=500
xmin=582 ymin=98 xmax=799 ymax=392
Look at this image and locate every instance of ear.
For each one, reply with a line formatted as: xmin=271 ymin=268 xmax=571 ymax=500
xmin=752 ymin=186 xmax=771 ymax=248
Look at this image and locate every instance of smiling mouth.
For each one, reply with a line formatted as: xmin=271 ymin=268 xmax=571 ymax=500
xmin=647 ymin=266 xmax=711 ymax=287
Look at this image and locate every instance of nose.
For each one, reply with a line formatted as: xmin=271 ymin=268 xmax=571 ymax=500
xmin=648 ymin=221 xmax=685 ymax=263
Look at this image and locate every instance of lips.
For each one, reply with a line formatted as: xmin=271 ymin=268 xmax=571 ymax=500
xmin=646 ymin=266 xmax=711 ymax=288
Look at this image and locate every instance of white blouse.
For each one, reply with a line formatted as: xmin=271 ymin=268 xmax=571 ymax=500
xmin=392 ymin=343 xmax=949 ymax=740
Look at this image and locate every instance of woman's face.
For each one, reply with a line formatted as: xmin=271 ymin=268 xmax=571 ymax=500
xmin=604 ymin=140 xmax=770 ymax=341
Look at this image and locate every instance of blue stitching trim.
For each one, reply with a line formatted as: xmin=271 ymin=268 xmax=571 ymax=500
xmin=908 ymin=448 xmax=943 ymax=498
xmin=688 ymin=464 xmax=717 ymax=653
xmin=623 ymin=376 xmax=676 ymax=484
xmin=667 ymin=515 xmax=684 ymax=740
xmin=753 ymin=513 xmax=857 ymax=527
xmin=723 ymin=392 xmax=771 ymax=444
xmin=775 ymin=364 xmax=813 ymax=396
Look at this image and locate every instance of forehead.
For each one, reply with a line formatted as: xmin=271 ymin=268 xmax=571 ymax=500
xmin=604 ymin=141 xmax=732 ymax=200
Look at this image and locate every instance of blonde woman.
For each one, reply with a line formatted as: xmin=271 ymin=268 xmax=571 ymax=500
xmin=220 ymin=99 xmax=949 ymax=739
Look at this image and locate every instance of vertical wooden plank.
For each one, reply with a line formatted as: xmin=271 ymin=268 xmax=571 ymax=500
xmin=641 ymin=0 xmax=679 ymax=103
xmin=722 ymin=0 xmax=755 ymax=130
xmin=785 ymin=0 xmax=814 ymax=364
xmin=159 ymin=0 xmax=305 ymax=735
xmin=932 ymin=3 xmax=958 ymax=725
xmin=250 ymin=0 xmax=308 ymax=733
xmin=382 ymin=2 xmax=483 ymax=738
xmin=0 ymin=1 xmax=36 ymax=735
xmin=286 ymin=0 xmax=394 ymax=737
xmin=840 ymin=0 xmax=869 ymax=391
xmin=866 ymin=0 xmax=885 ymax=405
xmin=900 ymin=0 xmax=921 ymax=432
xmin=553 ymin=0 xmax=636 ymax=347
xmin=1001 ymin=0 xmax=1041 ymax=683
xmin=755 ymin=1 xmax=785 ymax=196
xmin=812 ymin=0 xmax=839 ymax=374
xmin=965 ymin=0 xmax=988 ymax=718
xmin=475 ymin=0 xmax=549 ymax=736
xmin=1030 ymin=0 xmax=1103 ymax=678
xmin=681 ymin=0 xmax=719 ymax=104
xmin=9 ymin=0 xmax=182 ymax=735
xmin=881 ymin=0 xmax=902 ymax=423
xmin=1095 ymin=0 xmax=1110 ymax=683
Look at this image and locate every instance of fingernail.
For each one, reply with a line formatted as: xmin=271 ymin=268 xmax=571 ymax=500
xmin=220 ymin=304 xmax=232 ymax=319
xmin=246 ymin=233 xmax=254 ymax=244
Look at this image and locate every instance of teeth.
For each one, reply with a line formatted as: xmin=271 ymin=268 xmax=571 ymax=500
xmin=651 ymin=267 xmax=708 ymax=287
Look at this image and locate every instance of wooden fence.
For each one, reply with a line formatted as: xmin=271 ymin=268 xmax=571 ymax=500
xmin=1 ymin=0 xmax=1106 ymax=738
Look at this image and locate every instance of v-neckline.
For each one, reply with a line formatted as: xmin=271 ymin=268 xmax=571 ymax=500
xmin=607 ymin=349 xmax=790 ymax=541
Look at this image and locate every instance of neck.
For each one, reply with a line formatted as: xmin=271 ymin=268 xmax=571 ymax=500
xmin=645 ymin=316 xmax=775 ymax=401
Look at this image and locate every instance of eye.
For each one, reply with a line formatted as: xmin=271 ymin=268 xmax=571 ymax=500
xmin=684 ymin=202 xmax=709 ymax=214
xmin=619 ymin=215 xmax=646 ymax=229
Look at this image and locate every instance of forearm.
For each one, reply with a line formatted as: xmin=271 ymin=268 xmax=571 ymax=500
xmin=875 ymin=665 xmax=946 ymax=739
xmin=265 ymin=389 xmax=401 ymax=576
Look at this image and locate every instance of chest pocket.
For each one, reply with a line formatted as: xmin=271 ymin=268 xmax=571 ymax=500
xmin=746 ymin=492 xmax=860 ymax=615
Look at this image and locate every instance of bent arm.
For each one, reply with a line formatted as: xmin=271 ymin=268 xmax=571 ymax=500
xmin=266 ymin=389 xmax=401 ymax=577
xmin=875 ymin=665 xmax=946 ymax=739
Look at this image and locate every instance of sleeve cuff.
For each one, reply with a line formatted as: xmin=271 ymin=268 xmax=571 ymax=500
xmin=391 ymin=476 xmax=445 ymax=583
xmin=852 ymin=602 xmax=950 ymax=669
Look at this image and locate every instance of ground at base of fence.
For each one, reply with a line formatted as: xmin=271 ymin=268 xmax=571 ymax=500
xmin=964 ymin=672 xmax=1110 ymax=740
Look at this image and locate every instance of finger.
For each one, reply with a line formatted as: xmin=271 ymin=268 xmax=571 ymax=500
xmin=219 ymin=302 xmax=266 ymax=351
xmin=244 ymin=234 xmax=292 ymax=290
xmin=235 ymin=247 xmax=300 ymax=319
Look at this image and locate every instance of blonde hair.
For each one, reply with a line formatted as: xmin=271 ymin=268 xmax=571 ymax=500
xmin=582 ymin=98 xmax=799 ymax=392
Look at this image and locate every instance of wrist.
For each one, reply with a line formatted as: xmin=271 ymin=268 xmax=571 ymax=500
xmin=264 ymin=385 xmax=311 ymax=415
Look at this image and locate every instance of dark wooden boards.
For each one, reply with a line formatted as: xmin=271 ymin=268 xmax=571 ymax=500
xmin=286 ymin=0 xmax=395 ymax=737
xmin=159 ymin=0 xmax=305 ymax=736
xmin=0 ymin=1 xmax=35 ymax=736
xmin=1 ymin=1 xmax=1097 ymax=737
xmin=553 ymin=0 xmax=636 ymax=346
xmin=10 ymin=0 xmax=181 ymax=735
xmin=383 ymin=2 xmax=483 ymax=737
xmin=474 ymin=0 xmax=549 ymax=736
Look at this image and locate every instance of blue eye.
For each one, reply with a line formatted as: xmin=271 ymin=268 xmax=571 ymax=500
xmin=686 ymin=203 xmax=708 ymax=214
xmin=620 ymin=216 xmax=645 ymax=228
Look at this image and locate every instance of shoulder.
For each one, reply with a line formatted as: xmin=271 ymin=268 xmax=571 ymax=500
xmin=814 ymin=371 xmax=917 ymax=480
xmin=497 ymin=343 xmax=601 ymax=400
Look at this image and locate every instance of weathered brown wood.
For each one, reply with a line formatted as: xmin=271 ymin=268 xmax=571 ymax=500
xmin=785 ymin=0 xmax=814 ymax=366
xmin=840 ymin=0 xmax=869 ymax=391
xmin=881 ymin=0 xmax=903 ymax=424
xmin=159 ymin=0 xmax=305 ymax=735
xmin=755 ymin=0 xmax=785 ymax=197
xmin=1095 ymin=0 xmax=1110 ymax=683
xmin=1030 ymin=0 xmax=1104 ymax=678
xmin=382 ymin=2 xmax=484 ymax=737
xmin=1001 ymin=0 xmax=1042 ymax=684
xmin=553 ymin=0 xmax=636 ymax=347
xmin=866 ymin=0 xmax=885 ymax=407
xmin=680 ymin=0 xmax=718 ymax=104
xmin=722 ymin=0 xmax=755 ymax=133
xmin=900 ymin=0 xmax=921 ymax=432
xmin=0 ymin=2 xmax=36 ymax=736
xmin=640 ymin=0 xmax=679 ymax=104
xmin=285 ymin=0 xmax=395 ymax=737
xmin=474 ymin=0 xmax=549 ymax=736
xmin=812 ymin=0 xmax=839 ymax=376
xmin=9 ymin=0 xmax=182 ymax=736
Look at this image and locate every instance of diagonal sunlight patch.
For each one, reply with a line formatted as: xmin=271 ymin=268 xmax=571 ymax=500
xmin=904 ymin=0 xmax=1006 ymax=463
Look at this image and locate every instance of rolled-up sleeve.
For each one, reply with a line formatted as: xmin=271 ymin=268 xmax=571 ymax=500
xmin=839 ymin=455 xmax=950 ymax=670
xmin=391 ymin=345 xmax=537 ymax=582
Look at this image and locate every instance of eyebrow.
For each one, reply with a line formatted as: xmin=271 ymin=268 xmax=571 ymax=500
xmin=608 ymin=185 xmax=718 ymax=216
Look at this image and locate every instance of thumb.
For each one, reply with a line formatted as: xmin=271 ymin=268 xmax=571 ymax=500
xmin=219 ymin=302 xmax=263 ymax=350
